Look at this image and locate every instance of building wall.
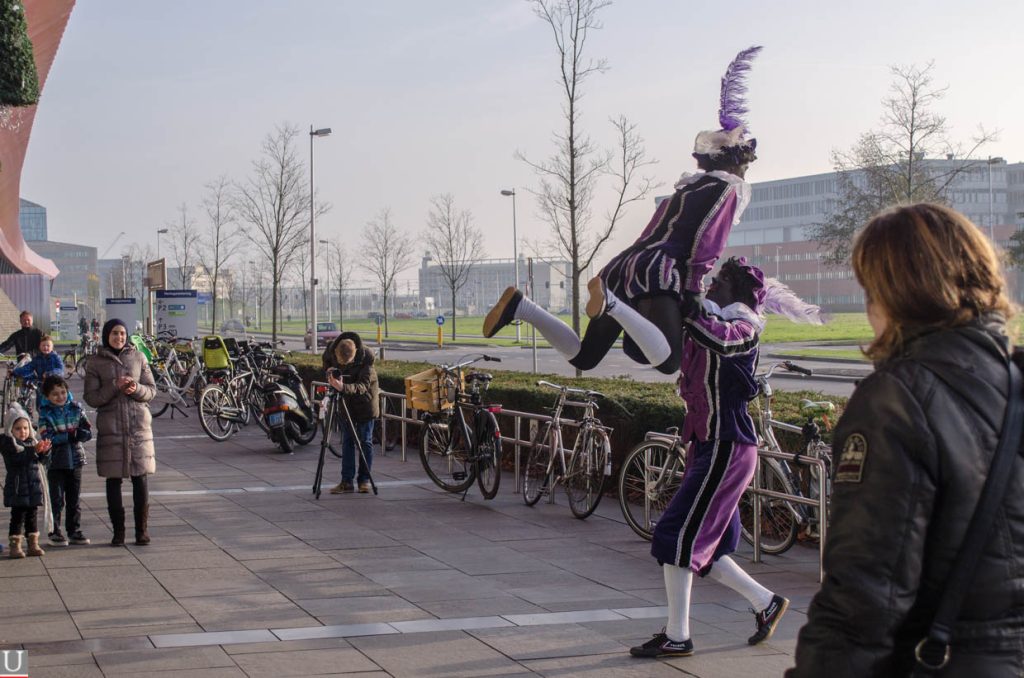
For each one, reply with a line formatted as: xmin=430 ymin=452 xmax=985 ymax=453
xmin=18 ymin=199 xmax=47 ymax=242
xmin=418 ymin=255 xmax=573 ymax=314
xmin=25 ymin=240 xmax=97 ymax=305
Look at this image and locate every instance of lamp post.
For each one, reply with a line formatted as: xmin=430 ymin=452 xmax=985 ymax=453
xmin=988 ymin=156 xmax=1004 ymax=242
xmin=309 ymin=125 xmax=331 ymax=353
xmin=319 ymin=238 xmax=331 ymax=322
xmin=775 ymin=245 xmax=782 ymax=279
xmin=500 ymin=189 xmax=520 ymax=342
xmin=156 ymin=228 xmax=168 ymax=259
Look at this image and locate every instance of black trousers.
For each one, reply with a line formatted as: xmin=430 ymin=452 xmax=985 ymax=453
xmin=48 ymin=467 xmax=83 ymax=534
xmin=106 ymin=475 xmax=148 ymax=512
xmin=569 ymin=295 xmax=684 ymax=374
xmin=9 ymin=506 xmax=38 ymax=536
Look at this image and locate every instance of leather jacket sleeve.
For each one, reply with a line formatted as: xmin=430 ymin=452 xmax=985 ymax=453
xmin=788 ymin=371 xmax=938 ymax=677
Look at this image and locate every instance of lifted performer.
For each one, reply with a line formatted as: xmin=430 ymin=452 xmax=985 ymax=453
xmin=484 ymin=46 xmax=761 ymax=374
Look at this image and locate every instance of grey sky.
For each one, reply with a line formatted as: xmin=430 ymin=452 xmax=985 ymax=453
xmin=20 ymin=0 xmax=1023 ymax=287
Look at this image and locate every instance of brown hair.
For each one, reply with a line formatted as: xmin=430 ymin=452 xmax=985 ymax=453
xmin=39 ymin=334 xmax=53 ymax=345
xmin=334 ymin=339 xmax=356 ymax=365
xmin=851 ymin=202 xmax=1013 ymax=361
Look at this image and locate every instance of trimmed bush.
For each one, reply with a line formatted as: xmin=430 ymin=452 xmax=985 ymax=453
xmin=287 ymin=354 xmax=848 ymax=467
xmin=0 ymin=1 xmax=40 ymax=107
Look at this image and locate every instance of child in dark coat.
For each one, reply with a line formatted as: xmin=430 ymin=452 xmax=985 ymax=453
xmin=1 ymin=404 xmax=52 ymax=558
xmin=37 ymin=376 xmax=91 ymax=546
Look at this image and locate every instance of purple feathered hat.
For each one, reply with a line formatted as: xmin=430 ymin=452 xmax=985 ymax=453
xmin=693 ymin=46 xmax=762 ymax=164
xmin=724 ymin=256 xmax=767 ymax=309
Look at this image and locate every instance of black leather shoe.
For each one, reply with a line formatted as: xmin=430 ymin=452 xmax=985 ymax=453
xmin=748 ymin=594 xmax=789 ymax=645
xmin=482 ymin=287 xmax=523 ymax=338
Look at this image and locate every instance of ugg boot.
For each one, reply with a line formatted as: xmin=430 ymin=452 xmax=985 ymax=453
xmin=25 ymin=533 xmax=45 ymax=557
xmin=109 ymin=506 xmax=126 ymax=546
xmin=8 ymin=535 xmax=25 ymax=559
xmin=134 ymin=502 xmax=150 ymax=545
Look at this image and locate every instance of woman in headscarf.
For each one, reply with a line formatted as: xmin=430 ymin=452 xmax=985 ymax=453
xmin=83 ymin=319 xmax=156 ymax=546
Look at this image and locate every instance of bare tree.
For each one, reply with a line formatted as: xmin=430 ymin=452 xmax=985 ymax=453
xmin=289 ymin=246 xmax=311 ymax=330
xmin=360 ymin=208 xmax=414 ymax=337
xmin=810 ymin=62 xmax=997 ymax=264
xmin=423 ymin=194 xmax=485 ymax=339
xmin=519 ymin=0 xmax=657 ymax=374
xmin=234 ymin=124 xmax=327 ymax=341
xmin=327 ymin=241 xmax=355 ymax=331
xmin=197 ymin=175 xmax=238 ymax=332
xmin=167 ymin=203 xmax=200 ymax=289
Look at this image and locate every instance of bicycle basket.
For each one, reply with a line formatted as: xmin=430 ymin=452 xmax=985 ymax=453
xmin=202 ymin=336 xmax=232 ymax=371
xmin=129 ymin=335 xmax=154 ymax=363
xmin=404 ymin=367 xmax=463 ymax=413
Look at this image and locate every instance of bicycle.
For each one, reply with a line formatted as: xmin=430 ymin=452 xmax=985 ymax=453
xmin=416 ymin=354 xmax=504 ymax=499
xmin=617 ymin=427 xmax=686 ymax=540
xmin=737 ymin=361 xmax=835 ymax=555
xmin=198 ymin=341 xmax=286 ymax=442
xmin=62 ymin=334 xmax=97 ymax=379
xmin=522 ymin=380 xmax=612 ymax=519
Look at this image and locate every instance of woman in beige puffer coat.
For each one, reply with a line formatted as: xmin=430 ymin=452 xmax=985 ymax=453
xmin=83 ymin=319 xmax=156 ymax=546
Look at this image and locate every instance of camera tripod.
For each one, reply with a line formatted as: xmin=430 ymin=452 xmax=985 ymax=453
xmin=313 ymin=388 xmax=378 ymax=499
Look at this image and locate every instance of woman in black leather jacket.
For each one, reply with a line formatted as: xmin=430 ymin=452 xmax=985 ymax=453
xmin=788 ymin=203 xmax=1024 ymax=677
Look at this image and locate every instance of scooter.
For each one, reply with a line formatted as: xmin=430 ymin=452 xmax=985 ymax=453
xmin=262 ymin=363 xmax=318 ymax=454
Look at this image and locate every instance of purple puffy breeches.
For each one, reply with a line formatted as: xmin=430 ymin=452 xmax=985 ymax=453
xmin=651 ymin=439 xmax=757 ymax=573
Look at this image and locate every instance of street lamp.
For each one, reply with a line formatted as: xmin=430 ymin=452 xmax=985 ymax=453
xmin=988 ymin=156 xmax=1004 ymax=242
xmin=319 ymin=238 xmax=331 ymax=322
xmin=309 ymin=126 xmax=331 ymax=353
xmin=156 ymin=228 xmax=168 ymax=259
xmin=775 ymin=245 xmax=782 ymax=279
xmin=500 ymin=188 xmax=520 ymax=342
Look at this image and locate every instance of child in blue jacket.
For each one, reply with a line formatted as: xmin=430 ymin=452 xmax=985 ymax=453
xmin=37 ymin=376 xmax=91 ymax=546
xmin=13 ymin=335 xmax=64 ymax=383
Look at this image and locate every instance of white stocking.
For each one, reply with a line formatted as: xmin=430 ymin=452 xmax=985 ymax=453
xmin=707 ymin=555 xmax=774 ymax=611
xmin=514 ymin=296 xmax=581 ymax=360
xmin=604 ymin=290 xmax=672 ymax=366
xmin=663 ymin=563 xmax=693 ymax=642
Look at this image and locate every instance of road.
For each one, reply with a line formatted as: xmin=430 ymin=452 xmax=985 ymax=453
xmin=242 ymin=330 xmax=862 ymax=398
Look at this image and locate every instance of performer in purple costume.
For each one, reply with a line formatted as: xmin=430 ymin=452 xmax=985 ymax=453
xmin=483 ymin=47 xmax=761 ymax=375
xmin=630 ymin=257 xmax=791 ymax=659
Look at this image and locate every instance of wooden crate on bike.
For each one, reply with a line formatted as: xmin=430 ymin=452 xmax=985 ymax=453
xmin=404 ymin=368 xmax=462 ymax=413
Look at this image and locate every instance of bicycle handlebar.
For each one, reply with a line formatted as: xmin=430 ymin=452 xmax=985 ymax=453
xmin=536 ymin=380 xmax=604 ymax=399
xmin=442 ymin=353 xmax=501 ymax=372
xmin=759 ymin=360 xmax=814 ymax=382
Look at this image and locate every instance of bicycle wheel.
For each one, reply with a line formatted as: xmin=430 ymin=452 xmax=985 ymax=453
xmin=248 ymin=390 xmax=271 ymax=434
xmin=149 ymin=399 xmax=170 ymax=418
xmin=522 ymin=423 xmax=553 ymax=507
xmin=419 ymin=418 xmax=474 ymax=493
xmin=739 ymin=459 xmax=799 ymax=555
xmin=618 ymin=441 xmax=683 ymax=540
xmin=565 ymin=427 xmax=609 ymax=519
xmin=62 ymin=351 xmax=76 ymax=378
xmin=475 ymin=411 xmax=502 ymax=500
xmin=198 ymin=384 xmax=237 ymax=442
xmin=75 ymin=355 xmax=89 ymax=378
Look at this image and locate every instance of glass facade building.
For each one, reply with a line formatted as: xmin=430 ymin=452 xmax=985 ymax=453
xmin=18 ymin=198 xmax=47 ymax=242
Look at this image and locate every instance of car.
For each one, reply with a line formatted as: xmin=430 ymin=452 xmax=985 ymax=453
xmin=220 ymin=319 xmax=246 ymax=333
xmin=305 ymin=321 xmax=341 ymax=350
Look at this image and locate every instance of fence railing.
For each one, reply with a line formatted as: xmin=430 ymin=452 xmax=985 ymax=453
xmin=749 ymin=449 xmax=829 ymax=583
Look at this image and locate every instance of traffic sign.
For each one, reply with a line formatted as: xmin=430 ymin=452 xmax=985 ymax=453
xmin=436 ymin=315 xmax=445 ymax=326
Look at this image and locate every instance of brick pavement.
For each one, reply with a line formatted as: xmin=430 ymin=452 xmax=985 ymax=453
xmin=0 ymin=397 xmax=823 ymax=677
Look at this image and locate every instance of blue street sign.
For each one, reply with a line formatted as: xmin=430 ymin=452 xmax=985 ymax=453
xmin=436 ymin=315 xmax=445 ymax=326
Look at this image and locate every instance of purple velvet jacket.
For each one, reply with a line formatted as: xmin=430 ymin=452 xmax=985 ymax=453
xmin=679 ymin=299 xmax=761 ymax=444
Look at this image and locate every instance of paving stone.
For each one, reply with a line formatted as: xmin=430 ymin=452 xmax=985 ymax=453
xmin=296 ymin=594 xmax=433 ymax=625
xmin=0 ymin=613 xmax=81 ymax=644
xmin=151 ymin=629 xmax=277 ymax=648
xmin=231 ymin=647 xmax=381 ymax=676
xmin=94 ymin=644 xmax=236 ymax=674
xmin=470 ymin=623 xmax=628 ymax=660
xmin=258 ymin=568 xmax=387 ymax=599
xmin=25 ymin=665 xmax=105 ymax=678
xmin=272 ymin=622 xmax=399 ymax=641
xmin=152 ymin=566 xmax=277 ymax=597
xmin=523 ymin=652 xmax=688 ymax=676
xmin=223 ymin=637 xmax=354 ymax=655
xmin=70 ymin=601 xmax=194 ymax=630
xmin=415 ymin=595 xmax=548 ymax=619
xmin=350 ymin=630 xmax=531 ymax=677
xmin=176 ymin=592 xmax=316 ymax=631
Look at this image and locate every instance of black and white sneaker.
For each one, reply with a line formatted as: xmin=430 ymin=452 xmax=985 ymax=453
xmin=629 ymin=632 xmax=694 ymax=658
xmin=48 ymin=529 xmax=68 ymax=547
xmin=68 ymin=531 xmax=91 ymax=546
xmin=585 ymin=277 xmax=616 ymax=319
xmin=748 ymin=594 xmax=789 ymax=645
xmin=482 ymin=287 xmax=523 ymax=338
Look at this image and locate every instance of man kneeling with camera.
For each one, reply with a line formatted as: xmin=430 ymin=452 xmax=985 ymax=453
xmin=322 ymin=332 xmax=380 ymax=494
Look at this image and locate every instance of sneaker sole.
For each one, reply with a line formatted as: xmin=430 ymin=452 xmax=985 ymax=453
xmin=749 ymin=597 xmax=790 ymax=645
xmin=482 ymin=287 xmax=519 ymax=338
xmin=585 ymin=277 xmax=606 ymax=319
xmin=629 ymin=646 xmax=694 ymax=658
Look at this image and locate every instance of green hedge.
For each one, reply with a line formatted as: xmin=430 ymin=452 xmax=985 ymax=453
xmin=287 ymin=354 xmax=848 ymax=465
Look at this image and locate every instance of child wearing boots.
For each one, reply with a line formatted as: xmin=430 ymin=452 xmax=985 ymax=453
xmin=2 ymin=404 xmax=52 ymax=558
xmin=38 ymin=375 xmax=91 ymax=547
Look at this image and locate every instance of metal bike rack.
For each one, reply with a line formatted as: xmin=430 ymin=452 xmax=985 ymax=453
xmin=749 ymin=448 xmax=829 ymax=582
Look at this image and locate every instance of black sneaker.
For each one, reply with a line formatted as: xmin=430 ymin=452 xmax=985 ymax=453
xmin=482 ymin=287 xmax=523 ymax=338
xmin=748 ymin=594 xmax=789 ymax=645
xmin=629 ymin=632 xmax=694 ymax=658
xmin=68 ymin=531 xmax=91 ymax=545
xmin=48 ymin=530 xmax=68 ymax=547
